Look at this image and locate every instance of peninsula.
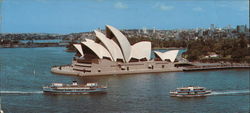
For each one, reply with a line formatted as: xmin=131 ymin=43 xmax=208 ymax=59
xmin=51 ymin=25 xmax=250 ymax=76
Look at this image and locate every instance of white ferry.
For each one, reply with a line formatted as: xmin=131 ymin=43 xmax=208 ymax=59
xmin=170 ymin=86 xmax=212 ymax=97
xmin=43 ymin=81 xmax=107 ymax=94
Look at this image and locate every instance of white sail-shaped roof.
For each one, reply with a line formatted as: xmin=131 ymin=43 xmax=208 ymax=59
xmin=130 ymin=41 xmax=151 ymax=61
xmin=73 ymin=44 xmax=84 ymax=56
xmin=106 ymin=25 xmax=131 ymax=63
xmin=81 ymin=41 xmax=112 ymax=60
xmin=94 ymin=30 xmax=124 ymax=62
xmin=85 ymin=38 xmax=95 ymax=43
xmin=154 ymin=50 xmax=179 ymax=62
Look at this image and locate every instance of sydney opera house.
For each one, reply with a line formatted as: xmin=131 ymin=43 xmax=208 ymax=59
xmin=51 ymin=25 xmax=183 ymax=76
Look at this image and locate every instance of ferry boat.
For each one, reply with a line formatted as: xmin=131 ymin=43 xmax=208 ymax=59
xmin=170 ymin=86 xmax=212 ymax=97
xmin=43 ymin=81 xmax=107 ymax=94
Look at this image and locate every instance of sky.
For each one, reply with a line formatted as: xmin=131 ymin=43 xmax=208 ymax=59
xmin=0 ymin=0 xmax=249 ymax=34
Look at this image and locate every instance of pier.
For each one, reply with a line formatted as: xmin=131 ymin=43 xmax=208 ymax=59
xmin=183 ymin=64 xmax=250 ymax=71
xmin=51 ymin=63 xmax=250 ymax=76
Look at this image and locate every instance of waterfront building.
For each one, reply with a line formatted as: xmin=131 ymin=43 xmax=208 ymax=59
xmin=73 ymin=25 xmax=179 ymax=63
xmin=51 ymin=25 xmax=182 ymax=76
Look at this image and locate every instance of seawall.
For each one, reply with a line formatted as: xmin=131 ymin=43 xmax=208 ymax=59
xmin=51 ymin=63 xmax=250 ymax=77
xmin=51 ymin=66 xmax=183 ymax=77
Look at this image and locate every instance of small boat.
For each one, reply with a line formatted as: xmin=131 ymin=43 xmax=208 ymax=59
xmin=43 ymin=81 xmax=107 ymax=94
xmin=170 ymin=86 xmax=212 ymax=97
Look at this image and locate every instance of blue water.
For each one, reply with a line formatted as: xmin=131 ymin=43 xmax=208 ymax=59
xmin=0 ymin=47 xmax=249 ymax=113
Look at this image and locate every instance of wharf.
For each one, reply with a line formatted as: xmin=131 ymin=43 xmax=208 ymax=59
xmin=183 ymin=65 xmax=250 ymax=71
xmin=51 ymin=63 xmax=250 ymax=77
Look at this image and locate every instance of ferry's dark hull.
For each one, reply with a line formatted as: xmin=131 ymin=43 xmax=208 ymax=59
xmin=170 ymin=94 xmax=210 ymax=97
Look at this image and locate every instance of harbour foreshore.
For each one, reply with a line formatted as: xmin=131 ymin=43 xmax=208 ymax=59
xmin=51 ymin=63 xmax=250 ymax=77
xmin=51 ymin=66 xmax=183 ymax=76
xmin=183 ymin=64 xmax=250 ymax=71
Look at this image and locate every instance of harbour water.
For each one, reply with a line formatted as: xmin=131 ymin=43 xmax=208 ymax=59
xmin=0 ymin=47 xmax=249 ymax=113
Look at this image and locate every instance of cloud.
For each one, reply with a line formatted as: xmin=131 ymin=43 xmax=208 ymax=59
xmin=193 ymin=7 xmax=203 ymax=12
xmin=95 ymin=0 xmax=104 ymax=2
xmin=154 ymin=3 xmax=174 ymax=11
xmin=160 ymin=5 xmax=174 ymax=11
xmin=239 ymin=1 xmax=249 ymax=11
xmin=239 ymin=6 xmax=248 ymax=11
xmin=94 ymin=0 xmax=107 ymax=2
xmin=114 ymin=2 xmax=128 ymax=9
xmin=35 ymin=0 xmax=49 ymax=3
xmin=216 ymin=0 xmax=249 ymax=12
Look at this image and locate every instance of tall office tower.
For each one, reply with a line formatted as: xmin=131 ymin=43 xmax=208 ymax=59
xmin=210 ymin=24 xmax=215 ymax=31
xmin=236 ymin=25 xmax=247 ymax=33
xmin=153 ymin=27 xmax=156 ymax=34
xmin=143 ymin=27 xmax=147 ymax=34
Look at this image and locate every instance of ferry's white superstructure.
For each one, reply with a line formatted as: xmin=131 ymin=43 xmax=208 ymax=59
xmin=170 ymin=86 xmax=212 ymax=97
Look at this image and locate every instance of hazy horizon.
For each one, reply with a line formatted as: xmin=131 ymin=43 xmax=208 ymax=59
xmin=1 ymin=0 xmax=249 ymax=34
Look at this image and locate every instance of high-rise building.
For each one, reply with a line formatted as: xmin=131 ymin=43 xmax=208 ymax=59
xmin=227 ymin=25 xmax=231 ymax=29
xmin=210 ymin=24 xmax=215 ymax=31
xmin=143 ymin=27 xmax=147 ymax=34
xmin=236 ymin=25 xmax=247 ymax=33
xmin=153 ymin=27 xmax=156 ymax=34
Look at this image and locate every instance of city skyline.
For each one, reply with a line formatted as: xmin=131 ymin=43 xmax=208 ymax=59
xmin=1 ymin=0 xmax=249 ymax=34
